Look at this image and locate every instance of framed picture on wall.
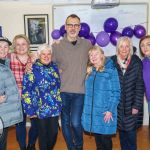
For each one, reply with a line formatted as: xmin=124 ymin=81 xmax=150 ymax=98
xmin=24 ymin=14 xmax=49 ymax=51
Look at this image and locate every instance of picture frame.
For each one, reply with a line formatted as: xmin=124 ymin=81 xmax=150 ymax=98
xmin=24 ymin=14 xmax=49 ymax=51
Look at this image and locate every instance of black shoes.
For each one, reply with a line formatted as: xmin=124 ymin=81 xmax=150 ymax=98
xmin=27 ymin=144 xmax=36 ymax=150
xmin=21 ymin=147 xmax=27 ymax=150
xmin=76 ymin=146 xmax=83 ymax=150
xmin=69 ymin=146 xmax=83 ymax=150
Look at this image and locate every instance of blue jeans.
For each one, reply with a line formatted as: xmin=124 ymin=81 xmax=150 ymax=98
xmin=16 ymin=113 xmax=38 ymax=149
xmin=119 ymin=130 xmax=137 ymax=150
xmin=61 ymin=92 xmax=84 ymax=150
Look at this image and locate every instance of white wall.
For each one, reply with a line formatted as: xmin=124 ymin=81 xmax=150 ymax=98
xmin=0 ymin=2 xmax=52 ymax=41
xmin=0 ymin=0 xmax=149 ymax=41
xmin=0 ymin=0 xmax=149 ymax=125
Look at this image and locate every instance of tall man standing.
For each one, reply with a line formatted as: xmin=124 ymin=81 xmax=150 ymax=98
xmin=52 ymin=14 xmax=92 ymax=150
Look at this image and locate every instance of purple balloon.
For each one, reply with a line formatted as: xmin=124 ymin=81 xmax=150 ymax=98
xmin=59 ymin=25 xmax=66 ymax=37
xmin=96 ymin=31 xmax=110 ymax=47
xmin=51 ymin=29 xmax=61 ymax=39
xmin=88 ymin=33 xmax=96 ymax=45
xmin=122 ymin=27 xmax=134 ymax=38
xmin=110 ymin=31 xmax=122 ymax=46
xmin=134 ymin=25 xmax=146 ymax=39
xmin=104 ymin=17 xmax=118 ymax=33
xmin=79 ymin=22 xmax=90 ymax=38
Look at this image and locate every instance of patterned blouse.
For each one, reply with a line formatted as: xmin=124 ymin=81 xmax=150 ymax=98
xmin=22 ymin=60 xmax=62 ymax=119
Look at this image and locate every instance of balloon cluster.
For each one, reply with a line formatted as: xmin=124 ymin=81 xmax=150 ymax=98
xmin=51 ymin=17 xmax=146 ymax=47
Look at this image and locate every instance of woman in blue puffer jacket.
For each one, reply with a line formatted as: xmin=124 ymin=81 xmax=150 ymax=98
xmin=0 ymin=37 xmax=23 ymax=150
xmin=82 ymin=46 xmax=120 ymax=150
xmin=22 ymin=44 xmax=62 ymax=150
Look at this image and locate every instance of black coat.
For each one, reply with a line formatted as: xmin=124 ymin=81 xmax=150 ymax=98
xmin=111 ymin=55 xmax=145 ymax=131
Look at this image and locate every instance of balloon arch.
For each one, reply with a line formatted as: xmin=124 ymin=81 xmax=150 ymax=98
xmin=51 ymin=17 xmax=146 ymax=47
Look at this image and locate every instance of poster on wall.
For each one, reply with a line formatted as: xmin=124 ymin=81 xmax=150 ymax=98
xmin=24 ymin=14 xmax=49 ymax=51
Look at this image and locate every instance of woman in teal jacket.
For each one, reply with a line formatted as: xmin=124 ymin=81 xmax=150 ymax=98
xmin=82 ymin=46 xmax=120 ymax=150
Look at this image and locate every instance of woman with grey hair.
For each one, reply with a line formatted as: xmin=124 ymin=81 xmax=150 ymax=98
xmin=22 ymin=44 xmax=62 ymax=150
xmin=111 ymin=36 xmax=144 ymax=150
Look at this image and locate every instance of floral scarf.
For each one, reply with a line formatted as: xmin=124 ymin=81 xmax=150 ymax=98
xmin=117 ymin=55 xmax=131 ymax=74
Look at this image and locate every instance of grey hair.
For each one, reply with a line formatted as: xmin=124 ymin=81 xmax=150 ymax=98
xmin=37 ymin=44 xmax=52 ymax=55
xmin=116 ymin=36 xmax=133 ymax=56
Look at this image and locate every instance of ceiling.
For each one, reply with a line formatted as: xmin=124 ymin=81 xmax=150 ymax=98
xmin=0 ymin=0 xmax=45 ymax=1
xmin=0 ymin=0 xmax=84 ymax=2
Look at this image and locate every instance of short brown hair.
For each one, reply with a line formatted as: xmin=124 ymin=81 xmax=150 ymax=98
xmin=65 ymin=14 xmax=80 ymax=24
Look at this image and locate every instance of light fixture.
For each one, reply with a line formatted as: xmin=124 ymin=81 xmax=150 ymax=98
xmin=91 ymin=0 xmax=120 ymax=9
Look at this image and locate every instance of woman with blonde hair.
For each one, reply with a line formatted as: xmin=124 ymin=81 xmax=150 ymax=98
xmin=111 ymin=36 xmax=144 ymax=150
xmin=82 ymin=46 xmax=120 ymax=150
xmin=10 ymin=34 xmax=38 ymax=150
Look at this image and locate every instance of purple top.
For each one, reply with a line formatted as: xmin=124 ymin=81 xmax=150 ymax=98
xmin=142 ymin=57 xmax=150 ymax=101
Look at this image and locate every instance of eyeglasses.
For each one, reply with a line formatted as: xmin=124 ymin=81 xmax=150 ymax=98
xmin=66 ymin=24 xmax=80 ymax=28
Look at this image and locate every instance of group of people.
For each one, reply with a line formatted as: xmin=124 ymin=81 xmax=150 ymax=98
xmin=0 ymin=14 xmax=149 ymax=150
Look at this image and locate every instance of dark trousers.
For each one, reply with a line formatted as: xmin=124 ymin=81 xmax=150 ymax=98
xmin=16 ymin=113 xmax=38 ymax=149
xmin=37 ymin=116 xmax=59 ymax=150
xmin=0 ymin=128 xmax=8 ymax=150
xmin=94 ymin=133 xmax=112 ymax=150
xmin=119 ymin=130 xmax=137 ymax=150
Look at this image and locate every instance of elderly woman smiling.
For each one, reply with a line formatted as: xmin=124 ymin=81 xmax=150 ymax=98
xmin=22 ymin=44 xmax=62 ymax=150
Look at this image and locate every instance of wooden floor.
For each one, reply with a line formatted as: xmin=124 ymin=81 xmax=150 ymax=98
xmin=7 ymin=126 xmax=150 ymax=150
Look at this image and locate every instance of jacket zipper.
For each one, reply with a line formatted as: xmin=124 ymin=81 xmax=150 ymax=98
xmin=90 ymin=71 xmax=97 ymax=135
